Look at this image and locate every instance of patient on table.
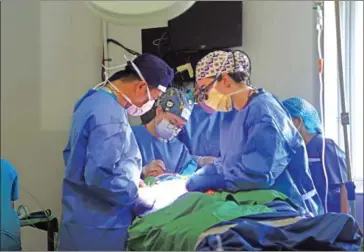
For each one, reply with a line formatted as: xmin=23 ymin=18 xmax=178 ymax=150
xmin=138 ymin=177 xmax=189 ymax=216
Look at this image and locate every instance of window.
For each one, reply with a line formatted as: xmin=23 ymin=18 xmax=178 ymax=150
xmin=323 ymin=1 xmax=363 ymax=192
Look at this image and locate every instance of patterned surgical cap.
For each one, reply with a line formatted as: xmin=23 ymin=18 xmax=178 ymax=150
xmin=195 ymin=50 xmax=251 ymax=81
xmin=156 ymin=87 xmax=193 ymax=121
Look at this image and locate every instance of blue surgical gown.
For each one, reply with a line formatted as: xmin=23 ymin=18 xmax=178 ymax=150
xmin=177 ymin=105 xmax=236 ymax=157
xmin=59 ymin=89 xmax=142 ymax=251
xmin=132 ymin=125 xmax=194 ymax=174
xmin=306 ymin=134 xmax=348 ymax=213
xmin=0 ymin=159 xmax=21 ymax=251
xmin=186 ymin=89 xmax=324 ymax=216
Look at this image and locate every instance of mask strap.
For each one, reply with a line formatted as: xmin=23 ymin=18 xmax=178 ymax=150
xmin=93 ymin=69 xmax=111 ymax=90
xmin=101 ymin=69 xmax=134 ymax=106
xmin=107 ymin=80 xmax=134 ymax=106
xmin=229 ymin=88 xmax=246 ymax=97
xmin=124 ymin=55 xmax=152 ymax=101
xmin=94 ymin=63 xmax=128 ymax=90
xmin=102 ymin=63 xmax=127 ymax=71
xmin=93 ymin=81 xmax=107 ymax=90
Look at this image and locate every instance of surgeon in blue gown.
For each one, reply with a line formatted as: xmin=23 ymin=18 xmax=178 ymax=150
xmin=59 ymin=53 xmax=174 ymax=251
xmin=132 ymin=87 xmax=196 ymax=177
xmin=186 ymin=50 xmax=323 ymax=216
xmin=177 ymin=103 xmax=236 ymax=164
xmin=282 ymin=97 xmax=350 ymax=214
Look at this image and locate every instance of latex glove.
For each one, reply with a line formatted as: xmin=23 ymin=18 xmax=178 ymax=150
xmin=197 ymin=156 xmax=216 ymax=167
xmin=186 ymin=164 xmax=226 ymax=192
xmin=143 ymin=160 xmax=166 ymax=177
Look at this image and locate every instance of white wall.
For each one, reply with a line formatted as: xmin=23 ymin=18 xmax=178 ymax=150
xmin=241 ymin=1 xmax=319 ymax=108
xmin=1 ymin=1 xmax=103 ymax=250
xmin=1 ymin=1 xmax=318 ymax=250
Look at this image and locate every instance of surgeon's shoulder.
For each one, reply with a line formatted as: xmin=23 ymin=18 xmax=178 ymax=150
xmin=80 ymin=91 xmax=128 ymax=125
xmin=244 ymin=91 xmax=286 ymax=122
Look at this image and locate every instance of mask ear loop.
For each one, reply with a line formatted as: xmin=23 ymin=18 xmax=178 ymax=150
xmin=124 ymin=55 xmax=152 ymax=102
xmin=102 ymin=64 xmax=136 ymax=107
xmin=93 ymin=63 xmax=127 ymax=90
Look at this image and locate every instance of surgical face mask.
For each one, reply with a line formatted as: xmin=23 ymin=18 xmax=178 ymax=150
xmin=100 ymin=55 xmax=156 ymax=116
xmin=108 ymin=82 xmax=154 ymax=116
xmin=203 ymin=78 xmax=247 ymax=112
xmin=200 ymin=101 xmax=216 ymax=114
xmin=126 ymin=99 xmax=155 ymax=116
xmin=204 ymin=86 xmax=233 ymax=112
xmin=155 ymin=119 xmax=181 ymax=141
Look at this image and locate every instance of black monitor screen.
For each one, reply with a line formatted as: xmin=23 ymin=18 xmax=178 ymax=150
xmin=168 ymin=1 xmax=243 ymax=51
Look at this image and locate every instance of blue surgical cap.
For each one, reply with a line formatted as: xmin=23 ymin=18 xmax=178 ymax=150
xmin=282 ymin=97 xmax=323 ymax=134
xmin=156 ymin=87 xmax=194 ymax=121
xmin=133 ymin=53 xmax=174 ymax=91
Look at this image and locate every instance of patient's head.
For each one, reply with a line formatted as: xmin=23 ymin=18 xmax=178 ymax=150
xmin=149 ymin=87 xmax=193 ymax=141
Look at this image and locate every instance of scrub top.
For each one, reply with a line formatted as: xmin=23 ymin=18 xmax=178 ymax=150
xmin=186 ymin=89 xmax=323 ymax=216
xmin=59 ymin=88 xmax=143 ymax=251
xmin=132 ymin=125 xmax=194 ymax=174
xmin=306 ymin=134 xmax=348 ymax=213
xmin=177 ymin=104 xmax=236 ymax=157
xmin=1 ymin=159 xmax=21 ymax=250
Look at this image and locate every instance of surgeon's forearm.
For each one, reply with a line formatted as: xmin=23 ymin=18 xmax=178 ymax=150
xmin=340 ymin=184 xmax=350 ymax=214
xmin=86 ymin=175 xmax=139 ymax=207
xmin=191 ymin=155 xmax=201 ymax=164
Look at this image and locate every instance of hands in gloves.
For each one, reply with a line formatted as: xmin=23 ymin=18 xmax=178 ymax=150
xmin=143 ymin=160 xmax=166 ymax=177
xmin=186 ymin=164 xmax=226 ymax=192
xmin=197 ymin=156 xmax=216 ymax=167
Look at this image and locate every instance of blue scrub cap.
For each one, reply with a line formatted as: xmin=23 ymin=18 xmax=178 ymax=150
xmin=132 ymin=53 xmax=174 ymax=92
xmin=282 ymin=97 xmax=323 ymax=134
xmin=156 ymin=87 xmax=194 ymax=121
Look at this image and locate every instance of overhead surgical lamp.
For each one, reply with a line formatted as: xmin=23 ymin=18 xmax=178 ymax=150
xmin=85 ymin=1 xmax=195 ymax=26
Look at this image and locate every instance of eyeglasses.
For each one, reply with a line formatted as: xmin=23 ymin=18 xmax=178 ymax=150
xmin=194 ymin=76 xmax=218 ymax=104
xmin=193 ymin=50 xmax=252 ymax=103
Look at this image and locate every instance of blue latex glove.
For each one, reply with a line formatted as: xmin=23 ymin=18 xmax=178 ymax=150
xmin=186 ymin=164 xmax=226 ymax=192
xmin=132 ymin=196 xmax=155 ymax=217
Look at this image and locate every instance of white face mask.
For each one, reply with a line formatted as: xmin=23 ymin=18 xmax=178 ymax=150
xmin=126 ymin=100 xmax=155 ymax=116
xmin=99 ymin=56 xmax=156 ymax=116
xmin=155 ymin=119 xmax=181 ymax=141
xmin=109 ymin=82 xmax=154 ymax=116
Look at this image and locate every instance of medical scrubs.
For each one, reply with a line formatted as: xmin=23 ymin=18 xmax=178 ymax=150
xmin=306 ymin=134 xmax=348 ymax=213
xmin=177 ymin=105 xmax=236 ymax=157
xmin=0 ymin=159 xmax=21 ymax=251
xmin=186 ymin=89 xmax=324 ymax=216
xmin=132 ymin=126 xmax=194 ymax=174
xmin=59 ymin=89 xmax=143 ymax=251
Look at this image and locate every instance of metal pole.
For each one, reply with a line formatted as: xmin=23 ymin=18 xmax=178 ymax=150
xmin=334 ymin=0 xmax=356 ymax=216
xmin=102 ymin=20 xmax=110 ymax=78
